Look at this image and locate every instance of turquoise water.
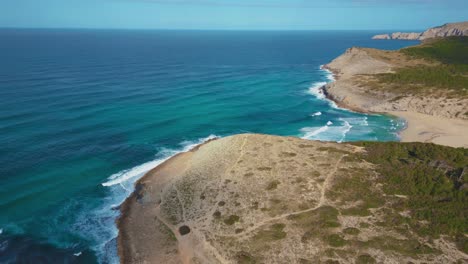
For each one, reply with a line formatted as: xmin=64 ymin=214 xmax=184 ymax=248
xmin=0 ymin=29 xmax=418 ymax=263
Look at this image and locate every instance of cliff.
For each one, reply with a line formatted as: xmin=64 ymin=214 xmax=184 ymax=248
xmin=372 ymin=21 xmax=468 ymax=40
xmin=421 ymin=21 xmax=468 ymax=40
xmin=118 ymin=134 xmax=468 ymax=263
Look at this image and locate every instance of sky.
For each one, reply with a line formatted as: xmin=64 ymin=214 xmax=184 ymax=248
xmin=0 ymin=0 xmax=467 ymax=30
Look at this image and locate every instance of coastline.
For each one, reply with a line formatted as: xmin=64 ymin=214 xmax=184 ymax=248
xmin=116 ymin=133 xmax=468 ymax=263
xmin=320 ymin=78 xmax=468 ymax=148
xmin=116 ymin=136 xmax=219 ymax=263
xmin=116 ymin=44 xmax=467 ymax=261
xmin=320 ymin=54 xmax=468 ymax=148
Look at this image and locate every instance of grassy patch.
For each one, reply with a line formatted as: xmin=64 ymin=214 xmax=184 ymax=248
xmin=328 ymin=167 xmax=385 ymax=213
xmin=235 ymin=251 xmax=256 ymax=264
xmin=402 ymin=37 xmax=468 ymax=64
xmin=326 ymin=234 xmax=346 ymax=247
xmin=224 ymin=215 xmax=240 ymax=225
xmin=376 ymin=65 xmax=468 ymax=95
xmin=343 ymin=227 xmax=360 ymax=236
xmin=375 ymin=37 xmax=468 ymax=96
xmin=253 ymin=223 xmax=287 ymax=242
xmin=355 ymin=254 xmax=376 ymax=264
xmin=358 ymin=236 xmax=438 ymax=256
xmin=317 ymin=147 xmax=350 ymax=155
xmin=289 ymin=206 xmax=341 ymax=244
xmin=280 ymin=151 xmax=297 ymax=157
xmin=288 ymin=206 xmax=340 ymax=229
xmin=266 ymin=180 xmax=280 ymax=190
xmin=354 ymin=141 xmax=468 ymax=253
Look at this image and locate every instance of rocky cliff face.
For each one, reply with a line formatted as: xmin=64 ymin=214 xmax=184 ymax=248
xmin=391 ymin=32 xmax=422 ymax=40
xmin=372 ymin=21 xmax=468 ymax=40
xmin=420 ymin=21 xmax=468 ymax=40
xmin=371 ymin=34 xmax=391 ymax=40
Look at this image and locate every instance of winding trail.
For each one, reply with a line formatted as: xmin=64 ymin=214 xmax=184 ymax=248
xmin=216 ymin=154 xmax=347 ymax=239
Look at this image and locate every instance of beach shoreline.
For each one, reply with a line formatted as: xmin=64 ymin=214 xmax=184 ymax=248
xmin=320 ymin=79 xmax=468 ymax=148
xmin=320 ymin=51 xmax=468 ymax=148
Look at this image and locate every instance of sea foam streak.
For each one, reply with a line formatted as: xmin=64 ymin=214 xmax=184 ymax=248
xmin=301 ymin=125 xmax=330 ymax=139
xmin=92 ymin=135 xmax=218 ymax=263
xmin=102 ymin=134 xmax=217 ymax=187
xmin=338 ymin=119 xmax=353 ymax=143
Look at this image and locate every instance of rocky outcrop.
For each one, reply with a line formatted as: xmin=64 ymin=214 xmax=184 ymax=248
xmin=420 ymin=21 xmax=468 ymax=40
xmin=391 ymin=32 xmax=422 ymax=40
xmin=372 ymin=21 xmax=468 ymax=40
xmin=372 ymin=34 xmax=391 ymax=40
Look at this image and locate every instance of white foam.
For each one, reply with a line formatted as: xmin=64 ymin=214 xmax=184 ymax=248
xmin=311 ymin=111 xmax=322 ymax=116
xmin=102 ymin=159 xmax=167 ymax=187
xmin=338 ymin=119 xmax=353 ymax=143
xmin=363 ymin=117 xmax=368 ymax=126
xmin=307 ymin=82 xmax=327 ymax=100
xmin=301 ymin=125 xmax=330 ymax=139
xmin=74 ymin=252 xmax=82 ymax=257
xmin=320 ymin=66 xmax=336 ymax=82
xmin=304 ymin=65 xmax=352 ymax=111
xmin=301 ymin=117 xmax=357 ymax=142
xmin=95 ymin=134 xmax=218 ymax=263
xmin=102 ymin=134 xmax=218 ymax=187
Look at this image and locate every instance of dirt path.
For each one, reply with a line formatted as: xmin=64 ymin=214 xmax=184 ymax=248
xmin=216 ymin=154 xmax=346 ymax=239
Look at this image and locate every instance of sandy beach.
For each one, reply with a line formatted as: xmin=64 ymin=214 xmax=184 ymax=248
xmin=389 ymin=111 xmax=468 ymax=148
xmin=322 ymin=46 xmax=468 ymax=148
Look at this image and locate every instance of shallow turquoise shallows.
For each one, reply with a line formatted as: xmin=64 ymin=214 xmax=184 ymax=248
xmin=0 ymin=29 xmax=418 ymax=263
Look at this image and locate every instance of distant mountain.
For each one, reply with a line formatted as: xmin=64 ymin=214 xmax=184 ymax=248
xmin=372 ymin=21 xmax=468 ymax=40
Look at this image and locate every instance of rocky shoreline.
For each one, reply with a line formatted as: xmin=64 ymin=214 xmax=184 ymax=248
xmin=372 ymin=21 xmax=468 ymax=40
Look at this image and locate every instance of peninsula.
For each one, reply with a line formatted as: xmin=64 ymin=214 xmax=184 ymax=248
xmin=118 ymin=134 xmax=467 ymax=263
xmin=323 ymin=36 xmax=468 ymax=147
xmin=117 ymin=26 xmax=468 ymax=264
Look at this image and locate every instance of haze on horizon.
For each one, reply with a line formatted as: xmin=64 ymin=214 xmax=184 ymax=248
xmin=0 ymin=0 xmax=467 ymax=30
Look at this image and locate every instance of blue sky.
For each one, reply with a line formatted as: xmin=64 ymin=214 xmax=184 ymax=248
xmin=0 ymin=0 xmax=467 ymax=30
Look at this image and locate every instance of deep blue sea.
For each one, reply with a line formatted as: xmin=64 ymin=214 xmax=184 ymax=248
xmin=0 ymin=29 xmax=418 ymax=263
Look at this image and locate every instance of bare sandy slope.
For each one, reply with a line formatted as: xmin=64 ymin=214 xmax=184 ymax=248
xmin=117 ymin=134 xmax=466 ymax=264
xmin=323 ymin=47 xmax=468 ymax=148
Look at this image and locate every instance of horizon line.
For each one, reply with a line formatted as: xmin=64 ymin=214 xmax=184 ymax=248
xmin=0 ymin=26 xmax=425 ymax=32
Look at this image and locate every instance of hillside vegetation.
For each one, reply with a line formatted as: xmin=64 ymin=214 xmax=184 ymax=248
xmin=356 ymin=142 xmax=468 ymax=253
xmin=376 ymin=37 xmax=468 ymax=96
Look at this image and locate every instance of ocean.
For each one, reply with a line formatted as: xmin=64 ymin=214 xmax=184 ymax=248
xmin=0 ymin=29 xmax=418 ymax=263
